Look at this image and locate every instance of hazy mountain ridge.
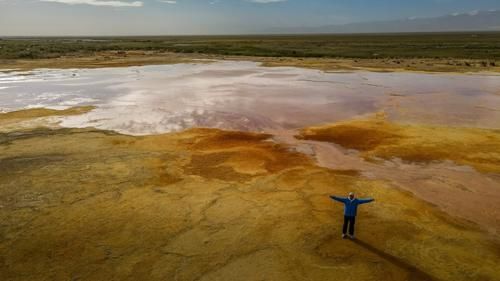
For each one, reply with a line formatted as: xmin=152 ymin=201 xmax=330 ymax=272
xmin=273 ymin=10 xmax=500 ymax=34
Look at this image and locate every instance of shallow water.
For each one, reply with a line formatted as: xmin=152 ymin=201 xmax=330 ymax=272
xmin=1 ymin=61 xmax=499 ymax=135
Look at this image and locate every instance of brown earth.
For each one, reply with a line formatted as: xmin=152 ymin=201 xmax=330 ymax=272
xmin=0 ymin=106 xmax=95 ymax=121
xmin=291 ymin=114 xmax=500 ymax=238
xmin=0 ymin=51 xmax=207 ymax=71
xmin=1 ymin=108 xmax=500 ymax=280
xmin=0 ymin=106 xmax=96 ymax=133
xmin=297 ymin=113 xmax=500 ymax=174
xmin=2 ymin=51 xmax=499 ymax=73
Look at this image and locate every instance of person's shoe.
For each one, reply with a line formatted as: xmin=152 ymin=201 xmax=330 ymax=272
xmin=342 ymin=234 xmax=347 ymax=239
xmin=348 ymin=234 xmax=355 ymax=239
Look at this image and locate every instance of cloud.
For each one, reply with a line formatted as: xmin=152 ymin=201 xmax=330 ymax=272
xmin=158 ymin=0 xmax=176 ymax=3
xmin=467 ymin=10 xmax=479 ymax=16
xmin=247 ymin=0 xmax=287 ymax=3
xmin=39 ymin=0 xmax=143 ymax=7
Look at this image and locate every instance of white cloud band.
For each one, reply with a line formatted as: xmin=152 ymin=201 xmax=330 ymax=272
xmin=40 ymin=0 xmax=143 ymax=7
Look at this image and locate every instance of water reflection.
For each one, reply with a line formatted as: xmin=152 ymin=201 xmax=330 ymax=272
xmin=0 ymin=61 xmax=499 ymax=135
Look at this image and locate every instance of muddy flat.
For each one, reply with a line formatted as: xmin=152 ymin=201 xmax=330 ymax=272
xmin=1 ymin=61 xmax=500 ymax=281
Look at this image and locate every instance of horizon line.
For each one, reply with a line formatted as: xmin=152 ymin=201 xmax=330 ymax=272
xmin=2 ymin=30 xmax=500 ymax=38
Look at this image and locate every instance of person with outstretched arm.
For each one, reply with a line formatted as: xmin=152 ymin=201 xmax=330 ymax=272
xmin=330 ymin=192 xmax=374 ymax=239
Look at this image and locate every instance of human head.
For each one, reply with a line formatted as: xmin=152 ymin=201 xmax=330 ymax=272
xmin=348 ymin=192 xmax=355 ymax=200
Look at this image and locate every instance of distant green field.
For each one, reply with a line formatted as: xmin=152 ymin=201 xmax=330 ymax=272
xmin=1 ymin=33 xmax=500 ymax=60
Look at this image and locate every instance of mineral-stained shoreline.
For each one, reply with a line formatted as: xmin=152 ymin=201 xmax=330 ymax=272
xmin=2 ymin=50 xmax=500 ymax=74
xmin=1 ymin=108 xmax=500 ymax=281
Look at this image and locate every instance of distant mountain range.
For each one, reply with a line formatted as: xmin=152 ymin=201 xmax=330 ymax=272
xmin=272 ymin=10 xmax=500 ymax=34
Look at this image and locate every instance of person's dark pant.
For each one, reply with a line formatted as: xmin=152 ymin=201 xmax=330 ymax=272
xmin=343 ymin=215 xmax=356 ymax=235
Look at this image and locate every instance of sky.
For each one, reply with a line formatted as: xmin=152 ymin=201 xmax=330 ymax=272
xmin=0 ymin=0 xmax=499 ymax=35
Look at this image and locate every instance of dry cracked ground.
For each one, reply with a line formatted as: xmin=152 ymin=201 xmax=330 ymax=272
xmin=1 ymin=108 xmax=500 ymax=281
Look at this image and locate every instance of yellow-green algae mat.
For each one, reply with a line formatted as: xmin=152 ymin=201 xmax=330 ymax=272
xmin=0 ymin=108 xmax=499 ymax=281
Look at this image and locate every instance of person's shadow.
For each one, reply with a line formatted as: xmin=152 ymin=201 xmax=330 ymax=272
xmin=351 ymin=239 xmax=439 ymax=281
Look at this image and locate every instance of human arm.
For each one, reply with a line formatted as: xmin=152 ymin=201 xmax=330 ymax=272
xmin=358 ymin=198 xmax=375 ymax=204
xmin=330 ymin=196 xmax=347 ymax=203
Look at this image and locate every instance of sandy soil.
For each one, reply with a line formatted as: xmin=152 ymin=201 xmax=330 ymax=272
xmin=1 ymin=108 xmax=500 ymax=281
xmin=0 ymin=51 xmax=208 ymax=72
xmin=2 ymin=50 xmax=500 ymax=73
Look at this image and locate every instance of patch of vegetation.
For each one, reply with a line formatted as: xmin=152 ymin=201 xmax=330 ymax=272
xmin=1 ymin=32 xmax=500 ymax=60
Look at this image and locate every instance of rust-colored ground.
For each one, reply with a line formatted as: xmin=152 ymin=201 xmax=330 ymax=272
xmin=298 ymin=114 xmax=500 ymax=174
xmin=1 ymin=108 xmax=500 ymax=280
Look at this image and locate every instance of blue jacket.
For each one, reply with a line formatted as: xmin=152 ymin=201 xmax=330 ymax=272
xmin=330 ymin=196 xmax=374 ymax=217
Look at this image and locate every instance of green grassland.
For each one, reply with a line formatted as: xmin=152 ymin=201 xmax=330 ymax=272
xmin=1 ymin=32 xmax=500 ymax=60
